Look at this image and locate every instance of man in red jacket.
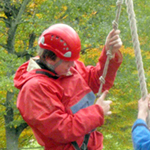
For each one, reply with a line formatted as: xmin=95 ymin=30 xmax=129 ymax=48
xmin=14 ymin=23 xmax=122 ymax=150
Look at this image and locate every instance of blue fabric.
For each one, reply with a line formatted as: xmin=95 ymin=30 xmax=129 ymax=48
xmin=132 ymin=119 xmax=150 ymax=150
xmin=70 ymin=91 xmax=96 ymax=114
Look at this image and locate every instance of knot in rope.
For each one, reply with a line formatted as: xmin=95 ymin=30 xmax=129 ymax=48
xmin=112 ymin=20 xmax=118 ymax=30
xmin=106 ymin=50 xmax=113 ymax=59
xmin=99 ymin=76 xmax=105 ymax=84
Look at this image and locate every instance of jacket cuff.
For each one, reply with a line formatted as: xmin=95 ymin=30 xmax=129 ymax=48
xmin=132 ymin=119 xmax=148 ymax=132
xmin=94 ymin=104 xmax=105 ymax=125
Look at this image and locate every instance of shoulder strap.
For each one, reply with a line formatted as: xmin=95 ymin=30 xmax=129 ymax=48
xmin=71 ymin=134 xmax=90 ymax=150
xmin=36 ymin=70 xmax=59 ymax=79
xmin=71 ymin=141 xmax=81 ymax=150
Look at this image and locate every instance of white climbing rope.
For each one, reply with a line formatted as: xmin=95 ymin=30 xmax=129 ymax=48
xmin=125 ymin=0 xmax=150 ymax=126
xmin=97 ymin=0 xmax=124 ymax=97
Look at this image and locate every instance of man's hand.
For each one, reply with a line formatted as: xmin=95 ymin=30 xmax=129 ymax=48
xmin=96 ymin=90 xmax=112 ymax=115
xmin=105 ymin=29 xmax=122 ymax=56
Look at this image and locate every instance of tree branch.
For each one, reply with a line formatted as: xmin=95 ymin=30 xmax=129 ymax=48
xmin=4 ymin=0 xmax=31 ymax=53
xmin=0 ymin=16 xmax=10 ymax=26
xmin=15 ymin=0 xmax=31 ymax=25
xmin=0 ymin=16 xmax=6 ymax=20
xmin=81 ymin=46 xmax=94 ymax=54
xmin=14 ymin=51 xmax=33 ymax=58
xmin=0 ymin=43 xmax=7 ymax=49
xmin=0 ymin=103 xmax=5 ymax=107
xmin=29 ymin=32 xmax=36 ymax=49
xmin=16 ymin=122 xmax=28 ymax=136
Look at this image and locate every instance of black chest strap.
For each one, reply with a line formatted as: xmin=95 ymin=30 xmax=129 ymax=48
xmin=71 ymin=134 xmax=90 ymax=150
xmin=36 ymin=70 xmax=59 ymax=79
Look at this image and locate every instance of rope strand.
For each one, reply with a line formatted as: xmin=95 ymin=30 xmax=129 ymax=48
xmin=97 ymin=0 xmax=124 ymax=97
xmin=125 ymin=0 xmax=149 ymax=126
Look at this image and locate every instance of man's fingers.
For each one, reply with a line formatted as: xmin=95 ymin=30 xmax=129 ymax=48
xmin=106 ymin=111 xmax=112 ymax=115
xmin=109 ymin=37 xmax=122 ymax=46
xmin=109 ymin=29 xmax=120 ymax=38
xmin=106 ymin=100 xmax=112 ymax=105
xmin=107 ymin=29 xmax=115 ymax=39
xmin=100 ymin=90 xmax=109 ymax=101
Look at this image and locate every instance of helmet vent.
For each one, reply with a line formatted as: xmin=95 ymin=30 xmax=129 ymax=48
xmin=44 ymin=33 xmax=71 ymax=52
xmin=51 ymin=35 xmax=54 ymax=41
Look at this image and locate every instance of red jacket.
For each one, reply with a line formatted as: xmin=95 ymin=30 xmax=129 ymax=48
xmin=14 ymin=48 xmax=122 ymax=150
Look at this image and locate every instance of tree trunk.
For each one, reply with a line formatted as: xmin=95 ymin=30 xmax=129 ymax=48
xmin=1 ymin=0 xmax=32 ymax=149
xmin=4 ymin=91 xmax=19 ymax=150
xmin=5 ymin=127 xmax=19 ymax=150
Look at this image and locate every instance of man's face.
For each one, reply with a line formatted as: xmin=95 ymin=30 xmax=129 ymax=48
xmin=47 ymin=57 xmax=75 ymax=76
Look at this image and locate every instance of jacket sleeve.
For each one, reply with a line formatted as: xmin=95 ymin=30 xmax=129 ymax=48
xmin=132 ymin=119 xmax=150 ymax=150
xmin=18 ymin=80 xmax=104 ymax=144
xmin=75 ymin=46 xmax=123 ymax=93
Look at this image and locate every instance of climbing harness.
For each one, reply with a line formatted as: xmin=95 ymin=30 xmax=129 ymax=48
xmin=71 ymin=134 xmax=90 ymax=150
xmin=125 ymin=0 xmax=150 ymax=127
xmin=97 ymin=0 xmax=124 ymax=97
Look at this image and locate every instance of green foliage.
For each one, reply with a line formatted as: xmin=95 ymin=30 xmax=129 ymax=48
xmin=0 ymin=0 xmax=150 ymax=149
xmin=22 ymin=139 xmax=44 ymax=150
xmin=0 ymin=48 xmax=26 ymax=148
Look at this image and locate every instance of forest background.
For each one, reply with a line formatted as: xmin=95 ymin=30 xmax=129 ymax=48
xmin=0 ymin=0 xmax=150 ymax=149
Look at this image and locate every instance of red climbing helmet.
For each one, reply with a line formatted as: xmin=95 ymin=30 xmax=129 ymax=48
xmin=38 ymin=23 xmax=81 ymax=61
